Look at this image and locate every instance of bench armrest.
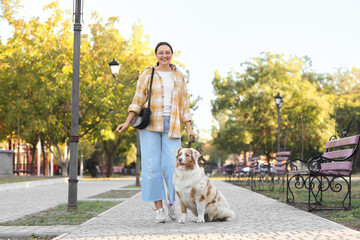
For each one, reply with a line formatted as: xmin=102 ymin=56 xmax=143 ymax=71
xmin=259 ymin=163 xmax=272 ymax=170
xmin=307 ymin=155 xmax=353 ymax=173
xmin=286 ymin=158 xmax=308 ymax=171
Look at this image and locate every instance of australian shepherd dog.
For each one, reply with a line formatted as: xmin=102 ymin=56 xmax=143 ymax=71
xmin=173 ymin=147 xmax=235 ymax=223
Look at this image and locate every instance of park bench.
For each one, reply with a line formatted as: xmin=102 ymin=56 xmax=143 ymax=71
xmin=13 ymin=163 xmax=34 ymax=175
xmin=96 ymin=165 xmax=123 ymax=176
xmin=251 ymin=151 xmax=291 ymax=192
xmin=249 ymin=156 xmax=263 ymax=190
xmin=286 ymin=156 xmax=309 ymax=206
xmin=287 ymin=134 xmax=360 ymax=211
xmin=226 ymin=163 xmax=246 ymax=183
xmin=228 ymin=164 xmax=248 ymax=185
xmin=226 ymin=164 xmax=235 ymax=182
xmin=267 ymin=151 xmax=291 ymax=192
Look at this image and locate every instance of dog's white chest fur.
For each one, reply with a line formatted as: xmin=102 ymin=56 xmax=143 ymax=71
xmin=173 ymin=168 xmax=202 ymax=211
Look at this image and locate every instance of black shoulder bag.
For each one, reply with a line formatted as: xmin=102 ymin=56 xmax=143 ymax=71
xmin=131 ymin=67 xmax=155 ymax=130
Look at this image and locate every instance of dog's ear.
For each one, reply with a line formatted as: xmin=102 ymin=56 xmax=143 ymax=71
xmin=191 ymin=148 xmax=200 ymax=160
xmin=174 ymin=147 xmax=182 ymax=157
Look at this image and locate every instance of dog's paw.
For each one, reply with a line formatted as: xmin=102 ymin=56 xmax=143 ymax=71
xmin=196 ymin=217 xmax=205 ymax=223
xmin=178 ymin=214 xmax=186 ymax=224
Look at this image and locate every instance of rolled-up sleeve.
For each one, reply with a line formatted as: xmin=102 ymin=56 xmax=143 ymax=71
xmin=128 ymin=69 xmax=150 ymax=114
xmin=180 ymin=75 xmax=192 ymax=124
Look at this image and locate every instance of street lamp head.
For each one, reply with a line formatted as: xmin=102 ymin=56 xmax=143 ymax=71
xmin=108 ymin=58 xmax=140 ymax=85
xmin=108 ymin=59 xmax=120 ymax=76
xmin=274 ymin=92 xmax=283 ymax=108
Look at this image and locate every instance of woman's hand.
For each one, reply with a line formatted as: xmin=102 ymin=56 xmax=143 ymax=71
xmin=187 ymin=129 xmax=197 ymax=142
xmin=116 ymin=122 xmax=130 ymax=133
xmin=185 ymin=121 xmax=196 ymax=142
xmin=116 ymin=112 xmax=137 ymax=133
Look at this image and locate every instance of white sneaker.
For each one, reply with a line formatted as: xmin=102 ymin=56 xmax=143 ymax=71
xmin=155 ymin=208 xmax=166 ymax=223
xmin=167 ymin=204 xmax=177 ymax=220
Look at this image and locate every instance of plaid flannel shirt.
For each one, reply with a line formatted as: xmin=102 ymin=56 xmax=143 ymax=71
xmin=128 ymin=65 xmax=192 ymax=138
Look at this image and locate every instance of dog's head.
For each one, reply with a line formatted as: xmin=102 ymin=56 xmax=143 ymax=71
xmin=174 ymin=147 xmax=200 ymax=170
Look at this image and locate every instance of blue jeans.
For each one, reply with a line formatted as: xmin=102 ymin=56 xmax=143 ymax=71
xmin=139 ymin=116 xmax=181 ymax=202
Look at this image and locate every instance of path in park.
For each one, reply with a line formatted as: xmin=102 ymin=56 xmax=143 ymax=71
xmin=0 ymin=178 xmax=359 ymax=239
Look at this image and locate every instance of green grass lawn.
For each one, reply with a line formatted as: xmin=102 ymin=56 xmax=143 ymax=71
xmin=89 ymin=190 xmax=140 ymax=199
xmin=231 ymin=176 xmax=360 ymax=230
xmin=0 ymin=176 xmax=63 ymax=184
xmin=1 ymin=201 xmax=121 ymax=226
xmin=123 ymin=184 xmax=141 ymax=188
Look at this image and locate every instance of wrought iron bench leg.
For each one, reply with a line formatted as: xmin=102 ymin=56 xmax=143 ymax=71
xmin=257 ymin=173 xmax=262 ymax=191
xmin=251 ymin=172 xmax=256 ymax=191
xmin=270 ymin=173 xmax=275 ymax=191
xmin=308 ymin=175 xmax=312 ymax=212
xmin=280 ymin=174 xmax=285 ymax=192
xmin=257 ymin=172 xmax=265 ymax=191
xmin=246 ymin=173 xmax=250 ymax=186
xmin=286 ymin=174 xmax=291 ymax=203
xmin=349 ymin=175 xmax=352 ymax=210
xmin=319 ymin=176 xmax=323 ymax=204
xmin=308 ymin=175 xmax=323 ymax=211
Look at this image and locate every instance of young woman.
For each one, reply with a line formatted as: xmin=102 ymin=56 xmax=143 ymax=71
xmin=116 ymin=42 xmax=196 ymax=223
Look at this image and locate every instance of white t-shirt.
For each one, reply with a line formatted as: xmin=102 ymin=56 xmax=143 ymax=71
xmin=157 ymin=71 xmax=174 ymax=116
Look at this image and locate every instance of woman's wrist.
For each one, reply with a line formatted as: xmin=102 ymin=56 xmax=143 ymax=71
xmin=125 ymin=111 xmax=137 ymax=125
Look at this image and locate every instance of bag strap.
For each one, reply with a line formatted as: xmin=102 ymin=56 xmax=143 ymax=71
xmin=147 ymin=67 xmax=155 ymax=109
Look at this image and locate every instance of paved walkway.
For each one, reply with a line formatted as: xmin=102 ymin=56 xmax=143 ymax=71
xmin=0 ymin=178 xmax=134 ymax=239
xmin=0 ymin=178 xmax=360 ymax=239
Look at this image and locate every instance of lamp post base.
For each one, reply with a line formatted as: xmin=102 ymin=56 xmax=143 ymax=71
xmin=67 ymin=204 xmax=78 ymax=211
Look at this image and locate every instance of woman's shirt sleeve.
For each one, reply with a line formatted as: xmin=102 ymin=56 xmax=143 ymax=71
xmin=128 ymin=68 xmax=151 ymax=114
xmin=180 ymin=74 xmax=192 ymax=124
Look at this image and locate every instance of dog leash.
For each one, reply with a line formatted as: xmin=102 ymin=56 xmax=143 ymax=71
xmin=187 ymin=135 xmax=196 ymax=148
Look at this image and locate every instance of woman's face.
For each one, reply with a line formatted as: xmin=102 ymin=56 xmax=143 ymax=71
xmin=156 ymin=45 xmax=173 ymax=67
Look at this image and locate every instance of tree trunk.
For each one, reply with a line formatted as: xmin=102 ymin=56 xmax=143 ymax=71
xmin=40 ymin=137 xmax=48 ymax=176
xmin=264 ymin=150 xmax=272 ymax=171
xmin=47 ymin=141 xmax=69 ymax=177
xmin=103 ymin=141 xmax=113 ymax=178
xmin=58 ymin=161 xmax=68 ymax=176
xmin=30 ymin=142 xmax=37 ymax=175
xmin=106 ymin=151 xmax=113 ymax=178
xmin=103 ymin=136 xmax=123 ymax=178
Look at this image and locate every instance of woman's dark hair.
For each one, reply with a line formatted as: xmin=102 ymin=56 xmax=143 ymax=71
xmin=155 ymin=42 xmax=173 ymax=54
xmin=155 ymin=42 xmax=173 ymax=66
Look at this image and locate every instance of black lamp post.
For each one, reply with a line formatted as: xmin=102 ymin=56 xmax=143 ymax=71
xmin=108 ymin=59 xmax=141 ymax=186
xmin=68 ymin=0 xmax=83 ymax=210
xmin=274 ymin=93 xmax=283 ymax=152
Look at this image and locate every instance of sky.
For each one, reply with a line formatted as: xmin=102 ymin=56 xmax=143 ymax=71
xmin=1 ymin=0 xmax=359 ymax=140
